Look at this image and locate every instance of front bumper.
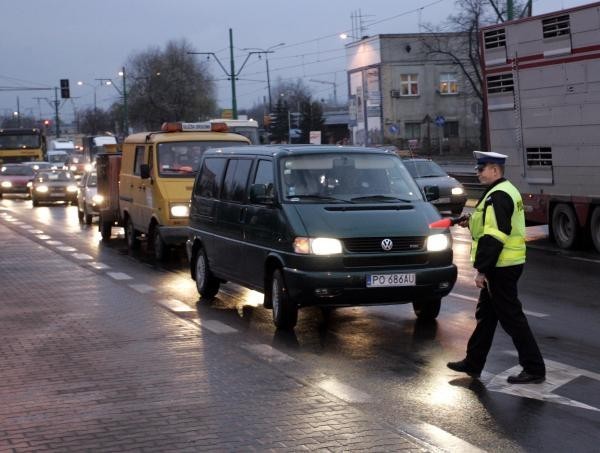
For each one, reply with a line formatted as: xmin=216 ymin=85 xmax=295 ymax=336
xmin=283 ymin=264 xmax=457 ymax=307
xmin=158 ymin=225 xmax=190 ymax=246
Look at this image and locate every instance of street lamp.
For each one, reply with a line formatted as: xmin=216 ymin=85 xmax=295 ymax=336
xmin=242 ymin=42 xmax=285 ymax=113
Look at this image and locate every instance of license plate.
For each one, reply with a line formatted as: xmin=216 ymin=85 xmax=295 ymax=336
xmin=51 ymin=192 xmax=65 ymax=197
xmin=367 ymin=273 xmax=416 ymax=287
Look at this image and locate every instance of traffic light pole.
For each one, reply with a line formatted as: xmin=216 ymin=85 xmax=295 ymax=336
xmin=54 ymin=87 xmax=60 ymax=138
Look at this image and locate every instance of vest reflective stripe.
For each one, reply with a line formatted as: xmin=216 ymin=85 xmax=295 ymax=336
xmin=470 ymin=180 xmax=526 ymax=267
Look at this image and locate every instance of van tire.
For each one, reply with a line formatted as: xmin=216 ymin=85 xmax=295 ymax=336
xmin=100 ymin=218 xmax=112 ymax=240
xmin=84 ymin=206 xmax=93 ymax=225
xmin=412 ymin=297 xmax=441 ymax=320
xmin=151 ymin=226 xmax=169 ymax=261
xmin=551 ymin=203 xmax=579 ymax=249
xmin=125 ymin=217 xmax=140 ymax=250
xmin=271 ymin=269 xmax=298 ymax=330
xmin=195 ymin=248 xmax=219 ymax=298
xmin=590 ymin=207 xmax=600 ymax=254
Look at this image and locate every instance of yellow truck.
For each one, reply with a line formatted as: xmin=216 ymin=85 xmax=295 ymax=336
xmin=97 ymin=122 xmax=250 ymax=260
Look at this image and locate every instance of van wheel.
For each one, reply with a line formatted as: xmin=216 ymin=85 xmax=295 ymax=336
xmin=412 ymin=297 xmax=441 ymax=320
xmin=151 ymin=226 xmax=169 ymax=261
xmin=590 ymin=207 xmax=600 ymax=254
xmin=552 ymin=203 xmax=578 ymax=249
xmin=100 ymin=220 xmax=112 ymax=240
xmin=194 ymin=248 xmax=219 ymax=298
xmin=125 ymin=217 xmax=140 ymax=250
xmin=271 ymin=269 xmax=298 ymax=330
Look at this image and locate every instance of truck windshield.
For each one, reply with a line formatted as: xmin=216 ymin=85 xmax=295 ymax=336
xmin=280 ymin=153 xmax=423 ymax=202
xmin=0 ymin=134 xmax=41 ymax=149
xmin=157 ymin=141 xmax=248 ymax=177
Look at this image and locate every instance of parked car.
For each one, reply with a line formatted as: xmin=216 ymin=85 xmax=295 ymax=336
xmin=30 ymin=170 xmax=78 ymax=206
xmin=0 ymin=164 xmax=36 ymax=199
xmin=187 ymin=145 xmax=457 ymax=329
xmin=77 ymin=171 xmax=102 ymax=224
xmin=402 ymin=158 xmax=467 ymax=215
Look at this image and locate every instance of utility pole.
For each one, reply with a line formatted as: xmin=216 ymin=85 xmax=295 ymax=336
xmin=54 ymin=87 xmax=60 ymax=137
xmin=242 ymin=43 xmax=285 ymax=113
xmin=188 ymin=28 xmax=267 ymax=119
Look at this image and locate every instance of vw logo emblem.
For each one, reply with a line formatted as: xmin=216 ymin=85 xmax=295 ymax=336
xmin=381 ymin=238 xmax=393 ymax=251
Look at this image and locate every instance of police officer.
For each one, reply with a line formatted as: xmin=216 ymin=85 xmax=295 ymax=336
xmin=447 ymin=151 xmax=546 ymax=384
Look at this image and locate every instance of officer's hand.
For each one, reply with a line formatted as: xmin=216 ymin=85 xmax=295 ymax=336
xmin=475 ymin=272 xmax=487 ymax=289
xmin=456 ymin=213 xmax=470 ymax=228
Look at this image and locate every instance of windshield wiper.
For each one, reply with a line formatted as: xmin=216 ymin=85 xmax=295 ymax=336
xmin=350 ymin=195 xmax=412 ymax=203
xmin=287 ymin=194 xmax=352 ymax=203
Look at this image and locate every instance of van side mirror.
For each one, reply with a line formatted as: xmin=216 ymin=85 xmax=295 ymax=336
xmin=424 ymin=185 xmax=439 ymax=201
xmin=140 ymin=164 xmax=150 ymax=179
xmin=250 ymin=183 xmax=274 ymax=204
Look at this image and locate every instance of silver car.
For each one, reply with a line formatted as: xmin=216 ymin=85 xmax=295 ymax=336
xmin=77 ymin=171 xmax=102 ymax=224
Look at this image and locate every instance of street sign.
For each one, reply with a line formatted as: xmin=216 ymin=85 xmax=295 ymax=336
xmin=435 ymin=115 xmax=445 ymax=127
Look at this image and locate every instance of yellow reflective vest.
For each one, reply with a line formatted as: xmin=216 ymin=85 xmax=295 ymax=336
xmin=469 ymin=180 xmax=526 ymax=267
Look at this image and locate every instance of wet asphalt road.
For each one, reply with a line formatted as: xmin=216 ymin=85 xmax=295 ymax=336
xmin=1 ymin=197 xmax=599 ymax=452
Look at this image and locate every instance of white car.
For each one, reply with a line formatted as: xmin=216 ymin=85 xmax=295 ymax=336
xmin=77 ymin=171 xmax=102 ymax=224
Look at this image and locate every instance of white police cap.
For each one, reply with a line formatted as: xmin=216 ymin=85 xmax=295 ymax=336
xmin=473 ymin=150 xmax=507 ymax=165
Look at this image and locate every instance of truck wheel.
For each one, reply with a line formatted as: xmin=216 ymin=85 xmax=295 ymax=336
xmin=270 ymin=269 xmax=298 ymax=330
xmin=100 ymin=218 xmax=112 ymax=241
xmin=552 ymin=203 xmax=579 ymax=249
xmin=194 ymin=248 xmax=220 ymax=298
xmin=125 ymin=217 xmax=140 ymax=250
xmin=151 ymin=226 xmax=169 ymax=261
xmin=590 ymin=207 xmax=600 ymax=254
xmin=412 ymin=297 xmax=441 ymax=320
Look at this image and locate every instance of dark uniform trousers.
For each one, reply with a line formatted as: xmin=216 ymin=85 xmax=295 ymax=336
xmin=465 ymin=264 xmax=546 ymax=376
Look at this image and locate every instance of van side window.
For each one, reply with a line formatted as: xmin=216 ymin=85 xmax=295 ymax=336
xmin=254 ymin=160 xmax=274 ymax=197
xmin=222 ymin=159 xmax=252 ymax=203
xmin=133 ymin=145 xmax=145 ymax=176
xmin=195 ymin=157 xmax=226 ymax=198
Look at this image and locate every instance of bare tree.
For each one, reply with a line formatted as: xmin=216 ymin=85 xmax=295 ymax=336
xmin=126 ymin=39 xmax=216 ymax=131
xmin=77 ymin=107 xmax=114 ymax=135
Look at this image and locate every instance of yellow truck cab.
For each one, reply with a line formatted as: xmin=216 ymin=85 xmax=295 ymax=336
xmin=112 ymin=121 xmax=250 ymax=260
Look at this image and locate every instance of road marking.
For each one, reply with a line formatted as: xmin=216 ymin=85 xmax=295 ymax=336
xmin=407 ymin=422 xmax=486 ymax=453
xmin=106 ymin=272 xmax=133 ymax=281
xmin=200 ymin=319 xmax=238 ymax=334
xmin=570 ymin=256 xmax=600 ymax=264
xmin=242 ymin=343 xmax=295 ymax=363
xmin=485 ymin=353 xmax=600 ymax=412
xmin=450 ymin=293 xmax=549 ymax=318
xmin=523 ymin=309 xmax=549 ymax=318
xmin=449 ymin=292 xmax=477 ymax=302
xmin=46 ymin=240 xmax=64 ymax=246
xmin=157 ymin=298 xmax=196 ymax=313
xmin=129 ymin=284 xmax=155 ymax=294
xmin=37 ymin=234 xmax=51 ymax=240
xmin=72 ymin=253 xmax=93 ymax=260
xmin=30 ymin=229 xmax=44 ymax=234
xmin=20 ymin=225 xmax=34 ymax=229
xmin=56 ymin=246 xmax=77 ymax=252
xmin=88 ymin=262 xmax=110 ymax=270
xmin=317 ymin=378 xmax=372 ymax=403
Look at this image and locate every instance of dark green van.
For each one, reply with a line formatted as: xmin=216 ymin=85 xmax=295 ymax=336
xmin=186 ymin=145 xmax=457 ymax=329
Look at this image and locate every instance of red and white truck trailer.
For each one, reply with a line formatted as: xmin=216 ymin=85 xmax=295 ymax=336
xmin=481 ymin=2 xmax=600 ymax=253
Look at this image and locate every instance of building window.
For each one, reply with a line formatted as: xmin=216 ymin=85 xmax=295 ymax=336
xmin=443 ymin=121 xmax=459 ymax=138
xmin=543 ymin=15 xmax=570 ymax=39
xmin=400 ymin=74 xmax=419 ymax=96
xmin=404 ymin=122 xmax=421 ymax=139
xmin=526 ymin=147 xmax=553 ymax=166
xmin=484 ymin=28 xmax=506 ymax=49
xmin=487 ymin=74 xmax=514 ymax=94
xmin=439 ymin=73 xmax=458 ymax=95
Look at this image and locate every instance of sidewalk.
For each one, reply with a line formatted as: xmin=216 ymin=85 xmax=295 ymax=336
xmin=0 ymin=222 xmax=431 ymax=452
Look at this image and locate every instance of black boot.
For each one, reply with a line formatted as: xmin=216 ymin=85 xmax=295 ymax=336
xmin=447 ymin=360 xmax=481 ymax=378
xmin=507 ymin=371 xmax=545 ymax=384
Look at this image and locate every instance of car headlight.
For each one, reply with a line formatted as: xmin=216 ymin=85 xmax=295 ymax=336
xmin=67 ymin=185 xmax=78 ymax=193
xmin=27 ymin=181 xmax=33 ymax=188
xmin=170 ymin=203 xmax=190 ymax=218
xmin=426 ymin=233 xmax=450 ymax=251
xmin=70 ymin=165 xmax=77 ymax=171
xmin=1 ymin=181 xmax=12 ymax=188
xmin=35 ymin=185 xmax=49 ymax=193
xmin=451 ymin=187 xmax=464 ymax=195
xmin=293 ymin=237 xmax=342 ymax=255
xmin=92 ymin=194 xmax=104 ymax=204
xmin=84 ymin=164 xmax=93 ymax=172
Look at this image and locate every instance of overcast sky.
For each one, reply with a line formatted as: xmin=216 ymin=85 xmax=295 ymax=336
xmin=0 ymin=0 xmax=587 ymax=122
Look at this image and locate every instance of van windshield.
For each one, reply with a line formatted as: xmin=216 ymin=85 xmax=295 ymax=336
xmin=280 ymin=153 xmax=423 ymax=202
xmin=157 ymin=141 xmax=248 ymax=177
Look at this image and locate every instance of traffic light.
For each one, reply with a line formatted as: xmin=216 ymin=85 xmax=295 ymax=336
xmin=60 ymin=79 xmax=70 ymax=99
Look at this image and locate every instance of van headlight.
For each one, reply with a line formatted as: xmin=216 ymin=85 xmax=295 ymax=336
xmin=92 ymin=194 xmax=104 ymax=204
xmin=170 ymin=203 xmax=190 ymax=218
xmin=36 ymin=185 xmax=49 ymax=193
xmin=67 ymin=185 xmax=78 ymax=193
xmin=293 ymin=237 xmax=342 ymax=255
xmin=426 ymin=233 xmax=450 ymax=251
xmin=451 ymin=187 xmax=464 ymax=195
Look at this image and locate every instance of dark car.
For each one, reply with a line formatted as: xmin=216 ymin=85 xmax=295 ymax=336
xmin=403 ymin=158 xmax=467 ymax=215
xmin=31 ymin=170 xmax=78 ymax=206
xmin=187 ymin=145 xmax=457 ymax=329
xmin=0 ymin=164 xmax=36 ymax=198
